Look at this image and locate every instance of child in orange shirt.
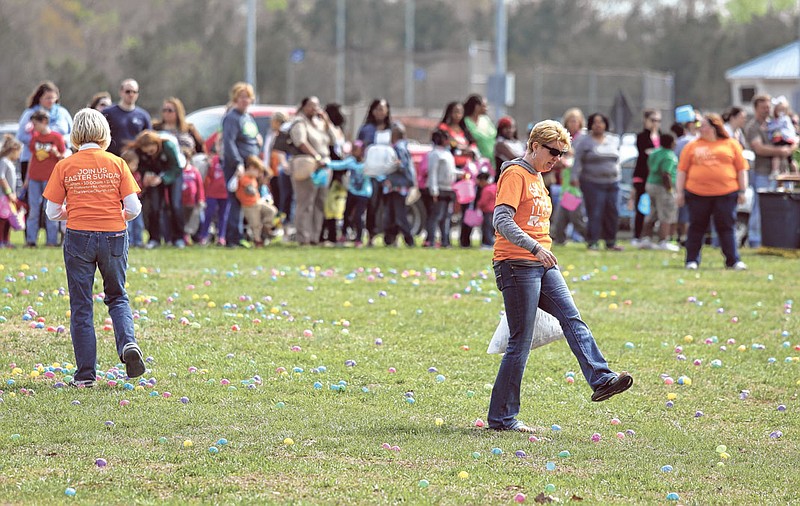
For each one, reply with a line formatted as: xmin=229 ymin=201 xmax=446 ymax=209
xmin=229 ymin=155 xmax=277 ymax=246
xmin=43 ymin=108 xmax=146 ymax=387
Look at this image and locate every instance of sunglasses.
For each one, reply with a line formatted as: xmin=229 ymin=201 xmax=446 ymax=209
xmin=542 ymin=144 xmax=569 ymax=157
xmin=162 ymin=108 xmax=175 ymax=113
xmin=123 ymin=89 xmax=139 ymax=95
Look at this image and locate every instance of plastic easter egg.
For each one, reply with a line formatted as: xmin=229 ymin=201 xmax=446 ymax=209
xmin=283 ymin=438 xmax=294 ymax=446
xmin=65 ymin=487 xmax=77 ymax=497
xmin=545 ymin=462 xmax=556 ymax=471
xmin=491 ymin=447 xmax=503 ymax=455
xmin=472 ymin=451 xmax=481 ymax=459
xmin=435 ymin=417 xmax=444 ymax=426
xmin=558 ymin=450 xmax=571 ymax=458
xmin=208 ymin=446 xmax=219 ymax=454
xmin=418 ymin=479 xmax=429 ymax=488
xmin=474 ymin=419 xmax=484 ymax=428
xmin=183 ymin=440 xmax=193 ymax=448
xmin=551 ymin=424 xmax=561 ymax=431
xmin=661 ymin=465 xmax=673 ymax=472
xmin=95 ymin=458 xmax=107 ymax=467
xmin=514 ymin=493 xmax=526 ymax=503
xmin=666 ymin=492 xmax=679 ymax=501
xmin=458 ymin=471 xmax=469 ymax=480
xmin=591 ymin=433 xmax=601 ymax=442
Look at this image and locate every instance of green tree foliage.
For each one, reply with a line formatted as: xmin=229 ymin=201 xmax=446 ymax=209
xmin=0 ymin=0 xmax=799 ymax=125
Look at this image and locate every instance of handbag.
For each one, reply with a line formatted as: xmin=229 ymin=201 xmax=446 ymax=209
xmin=0 ymin=194 xmax=11 ymax=220
xmin=487 ymin=310 xmax=565 ymax=354
xmin=3 ymin=199 xmax=26 ymax=231
xmin=463 ymin=208 xmax=484 ymax=227
xmin=288 ymin=155 xmax=317 ymax=181
xmin=452 ymin=178 xmax=477 ymax=204
xmin=560 ymin=191 xmax=582 ymax=212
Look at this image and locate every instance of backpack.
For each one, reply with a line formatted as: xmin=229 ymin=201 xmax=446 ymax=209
xmin=362 ymin=144 xmax=398 ymax=177
xmin=272 ymin=120 xmax=301 ymax=156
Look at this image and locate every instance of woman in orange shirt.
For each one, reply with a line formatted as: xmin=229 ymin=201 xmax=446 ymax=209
xmin=487 ymin=120 xmax=633 ymax=433
xmin=43 ymin=108 xmax=146 ymax=387
xmin=676 ymin=113 xmax=749 ymax=270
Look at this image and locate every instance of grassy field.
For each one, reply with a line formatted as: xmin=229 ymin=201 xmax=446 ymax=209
xmin=0 ymin=239 xmax=797 ymax=505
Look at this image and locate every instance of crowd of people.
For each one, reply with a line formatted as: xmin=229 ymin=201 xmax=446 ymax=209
xmin=1 ymin=79 xmax=798 ymax=268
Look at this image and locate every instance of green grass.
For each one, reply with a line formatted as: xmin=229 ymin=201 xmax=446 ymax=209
xmin=0 ymin=239 xmax=798 ymax=505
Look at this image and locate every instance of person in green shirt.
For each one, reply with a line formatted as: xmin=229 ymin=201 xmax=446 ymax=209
xmin=551 ymin=161 xmax=587 ymax=245
xmin=640 ymin=133 xmax=679 ymax=251
xmin=462 ymin=94 xmax=497 ymax=166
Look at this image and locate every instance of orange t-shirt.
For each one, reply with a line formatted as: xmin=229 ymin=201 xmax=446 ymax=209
xmin=492 ymin=164 xmax=552 ymax=262
xmin=236 ymin=174 xmax=259 ymax=207
xmin=43 ymin=147 xmax=140 ymax=232
xmin=677 ymin=138 xmax=748 ymax=196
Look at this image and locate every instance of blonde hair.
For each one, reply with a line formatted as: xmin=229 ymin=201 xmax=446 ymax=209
xmin=561 ymin=108 xmax=585 ymax=130
xmin=0 ymin=133 xmax=23 ymax=158
xmin=527 ymin=120 xmax=571 ymax=152
xmin=229 ymin=82 xmax=255 ymax=103
xmin=71 ymin=108 xmax=111 ymax=150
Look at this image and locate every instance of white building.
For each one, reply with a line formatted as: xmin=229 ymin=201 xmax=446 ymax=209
xmin=726 ymin=40 xmax=800 ymax=111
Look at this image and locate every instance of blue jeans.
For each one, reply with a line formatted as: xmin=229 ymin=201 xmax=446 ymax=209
xmin=488 ymin=262 xmax=614 ymax=429
xmin=425 ymin=190 xmax=454 ymax=246
xmin=224 ymin=190 xmax=243 ymax=245
xmin=481 ymin=210 xmax=495 ymax=246
xmin=198 ymin=197 xmax=230 ymax=241
xmin=278 ymin=171 xmax=295 ymax=222
xmin=685 ymin=190 xmax=740 ymax=267
xmin=127 ymin=213 xmax=144 ymax=247
xmin=26 ymin=179 xmax=59 ymax=246
xmin=747 ymin=172 xmax=776 ymax=248
xmin=383 ymin=191 xmax=414 ymax=246
xmin=63 ymin=229 xmax=138 ymax=382
xmin=580 ymin=179 xmax=619 ymax=247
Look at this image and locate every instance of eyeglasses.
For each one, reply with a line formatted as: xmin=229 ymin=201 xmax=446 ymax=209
xmin=542 ymin=144 xmax=569 ymax=157
xmin=123 ymin=89 xmax=139 ymax=95
xmin=162 ymin=108 xmax=175 ymax=113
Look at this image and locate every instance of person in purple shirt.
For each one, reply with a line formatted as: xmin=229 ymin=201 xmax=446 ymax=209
xmin=103 ymin=79 xmax=152 ymax=155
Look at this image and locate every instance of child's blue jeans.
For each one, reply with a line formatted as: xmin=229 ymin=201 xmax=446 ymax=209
xmin=63 ymin=229 xmax=138 ymax=382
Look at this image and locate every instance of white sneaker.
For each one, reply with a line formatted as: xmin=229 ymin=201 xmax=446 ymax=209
xmin=686 ymin=262 xmax=699 ymax=270
xmin=657 ymin=241 xmax=680 ymax=252
xmin=631 ymin=238 xmax=641 ymax=247
xmin=730 ymin=261 xmax=748 ymax=271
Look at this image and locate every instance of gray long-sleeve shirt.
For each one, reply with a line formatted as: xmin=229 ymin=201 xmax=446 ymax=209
xmin=572 ymin=133 xmax=621 ymax=184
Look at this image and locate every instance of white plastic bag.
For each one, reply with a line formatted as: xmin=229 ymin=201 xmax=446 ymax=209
xmin=487 ymin=310 xmax=565 ymax=354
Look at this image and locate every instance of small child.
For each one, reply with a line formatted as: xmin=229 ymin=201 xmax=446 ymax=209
xmin=0 ymin=134 xmax=23 ymax=248
xmin=328 ymin=141 xmax=370 ymax=246
xmin=26 ymin=109 xmax=67 ymax=247
xmin=475 ymin=171 xmax=497 ymax=249
xmin=768 ymin=97 xmax=798 ymax=177
xmin=42 ymin=108 xmax=146 ymax=387
xmin=181 ymin=147 xmax=206 ymax=244
xmin=199 ymin=148 xmax=229 ymax=246
xmin=382 ymin=123 xmax=416 ymax=247
xmin=641 ymin=133 xmax=679 ymax=251
xmin=120 ymin=150 xmax=145 ymax=247
xmin=229 ymin=155 xmax=277 ymax=246
xmin=425 ymin=129 xmax=460 ymax=247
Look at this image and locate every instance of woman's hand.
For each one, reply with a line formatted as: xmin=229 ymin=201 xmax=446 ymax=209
xmin=536 ymin=248 xmax=558 ymax=268
xmin=675 ymin=192 xmax=685 ymax=207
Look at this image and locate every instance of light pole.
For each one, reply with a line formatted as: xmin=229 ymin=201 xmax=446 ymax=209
xmin=245 ymin=0 xmax=256 ymax=92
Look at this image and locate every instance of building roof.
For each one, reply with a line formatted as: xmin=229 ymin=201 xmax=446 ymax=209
xmin=725 ymin=40 xmax=800 ymax=80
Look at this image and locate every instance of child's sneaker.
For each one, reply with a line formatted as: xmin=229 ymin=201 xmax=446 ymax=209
xmin=122 ymin=343 xmax=146 ymax=378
